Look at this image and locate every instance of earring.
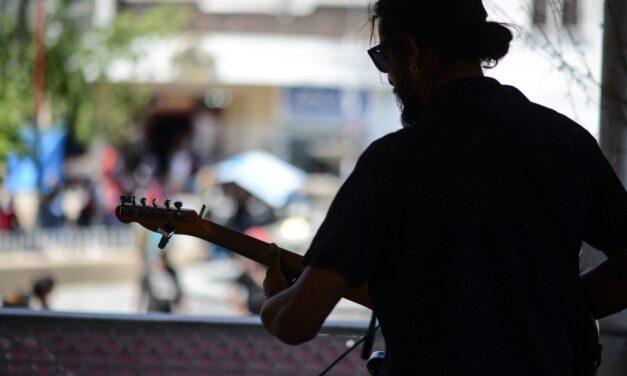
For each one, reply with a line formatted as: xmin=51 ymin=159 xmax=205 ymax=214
xmin=409 ymin=65 xmax=418 ymax=73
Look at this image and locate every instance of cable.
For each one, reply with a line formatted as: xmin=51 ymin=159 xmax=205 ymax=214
xmin=317 ymin=323 xmax=381 ymax=376
xmin=361 ymin=312 xmax=378 ymax=360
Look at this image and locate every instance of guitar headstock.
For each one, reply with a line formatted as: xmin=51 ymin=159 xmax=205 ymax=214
xmin=115 ymin=195 xmax=207 ymax=249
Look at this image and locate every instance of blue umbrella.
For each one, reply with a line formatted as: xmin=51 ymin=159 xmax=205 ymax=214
xmin=215 ymin=150 xmax=305 ymax=208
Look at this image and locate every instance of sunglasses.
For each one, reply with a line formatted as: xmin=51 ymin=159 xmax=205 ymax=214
xmin=367 ymin=43 xmax=390 ymax=73
xmin=367 ymin=38 xmax=400 ymax=73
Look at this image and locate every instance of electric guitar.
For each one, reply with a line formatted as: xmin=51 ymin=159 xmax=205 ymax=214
xmin=115 ymin=195 xmax=370 ymax=308
xmin=116 ymin=195 xmax=602 ymax=376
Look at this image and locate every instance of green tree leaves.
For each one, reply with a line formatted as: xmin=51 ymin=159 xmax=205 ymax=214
xmin=0 ymin=1 xmax=190 ymax=164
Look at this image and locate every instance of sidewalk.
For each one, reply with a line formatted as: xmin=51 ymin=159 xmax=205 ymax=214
xmin=0 ymin=248 xmax=140 ymax=291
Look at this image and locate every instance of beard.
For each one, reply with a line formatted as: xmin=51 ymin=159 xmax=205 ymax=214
xmin=394 ymin=88 xmax=423 ymax=128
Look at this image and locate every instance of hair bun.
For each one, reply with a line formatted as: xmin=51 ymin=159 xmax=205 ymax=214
xmin=475 ymin=22 xmax=513 ymax=65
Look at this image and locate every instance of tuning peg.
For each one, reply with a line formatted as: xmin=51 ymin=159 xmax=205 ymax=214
xmin=157 ymin=224 xmax=175 ymax=250
xmin=174 ymin=201 xmax=183 ymax=211
xmin=199 ymin=204 xmax=206 ymax=218
xmin=120 ymin=194 xmax=128 ymax=205
xmin=164 ymin=199 xmax=171 ymax=209
xmin=140 ymin=197 xmax=147 ymax=207
xmin=132 ymin=196 xmax=137 ymax=207
xmin=152 ymin=198 xmax=158 ymax=208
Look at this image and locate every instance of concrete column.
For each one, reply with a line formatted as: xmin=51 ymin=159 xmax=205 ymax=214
xmin=599 ymin=0 xmax=627 ymax=185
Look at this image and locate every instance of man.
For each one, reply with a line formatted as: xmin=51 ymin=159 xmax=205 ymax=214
xmin=260 ymin=0 xmax=627 ymax=374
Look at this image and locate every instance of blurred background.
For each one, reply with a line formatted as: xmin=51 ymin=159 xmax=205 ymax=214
xmin=0 ymin=0 xmax=610 ymax=321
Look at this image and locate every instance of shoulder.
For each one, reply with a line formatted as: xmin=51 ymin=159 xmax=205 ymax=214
xmin=498 ymin=85 xmax=599 ymax=154
xmin=525 ymin=101 xmax=600 ymax=153
xmin=531 ymin=101 xmax=592 ymax=135
xmin=360 ymin=128 xmax=416 ymax=163
xmin=347 ymin=130 xmax=415 ymax=186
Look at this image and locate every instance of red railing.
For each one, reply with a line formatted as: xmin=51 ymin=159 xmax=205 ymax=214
xmin=0 ymin=309 xmax=383 ymax=375
xmin=1 ymin=309 xmax=626 ymax=375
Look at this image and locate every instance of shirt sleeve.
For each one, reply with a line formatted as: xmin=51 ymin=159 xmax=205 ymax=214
xmin=583 ymin=138 xmax=627 ymax=253
xmin=303 ymin=136 xmax=403 ymax=287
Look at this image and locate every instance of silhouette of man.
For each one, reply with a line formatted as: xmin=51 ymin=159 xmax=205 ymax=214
xmin=261 ymin=1 xmax=627 ymax=374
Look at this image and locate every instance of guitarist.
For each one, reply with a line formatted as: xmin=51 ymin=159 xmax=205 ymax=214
xmin=260 ymin=1 xmax=627 ymax=375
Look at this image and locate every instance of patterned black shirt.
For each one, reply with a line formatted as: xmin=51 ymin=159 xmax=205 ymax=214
xmin=303 ymin=77 xmax=627 ymax=375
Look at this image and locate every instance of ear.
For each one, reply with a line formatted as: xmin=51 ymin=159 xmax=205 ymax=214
xmin=402 ymin=34 xmax=424 ymax=69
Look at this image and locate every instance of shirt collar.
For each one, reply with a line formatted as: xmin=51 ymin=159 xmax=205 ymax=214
xmin=414 ymin=76 xmax=507 ymax=126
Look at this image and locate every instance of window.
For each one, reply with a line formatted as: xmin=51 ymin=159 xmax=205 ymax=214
xmin=532 ymin=0 xmax=579 ymax=28
xmin=562 ymin=0 xmax=579 ymax=26
xmin=532 ymin=0 xmax=548 ymax=26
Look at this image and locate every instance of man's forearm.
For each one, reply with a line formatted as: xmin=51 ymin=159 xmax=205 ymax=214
xmin=581 ymin=259 xmax=627 ymax=319
xmin=260 ymin=287 xmax=315 ymax=345
xmin=260 ymin=288 xmax=291 ymax=337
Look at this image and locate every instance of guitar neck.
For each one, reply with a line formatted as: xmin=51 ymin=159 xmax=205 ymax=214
xmin=114 ymin=200 xmax=370 ymax=308
xmin=197 ymin=219 xmax=304 ymax=281
xmin=195 ymin=218 xmax=370 ymax=308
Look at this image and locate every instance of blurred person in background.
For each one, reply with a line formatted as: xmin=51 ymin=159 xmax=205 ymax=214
xmin=2 ymin=290 xmax=30 ymax=308
xmin=32 ymin=275 xmax=55 ymax=310
xmin=229 ymin=227 xmax=272 ymax=315
xmin=0 ymin=191 xmax=17 ymax=231
xmin=139 ymin=233 xmax=183 ymax=313
xmin=167 ymin=136 xmax=194 ymax=194
xmin=39 ymin=185 xmax=64 ymax=228
xmin=223 ymin=184 xmax=256 ymax=233
xmin=100 ymin=146 xmax=125 ymax=225
xmin=210 ymin=183 xmax=276 ymax=260
xmin=76 ymin=178 xmax=98 ymax=227
xmin=230 ymin=257 xmax=267 ymax=316
xmin=260 ymin=0 xmax=627 ymax=375
xmin=223 ymin=184 xmax=277 ymax=232
xmin=61 ymin=178 xmax=95 ymax=227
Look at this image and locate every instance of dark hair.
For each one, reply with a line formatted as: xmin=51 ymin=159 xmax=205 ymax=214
xmin=370 ymin=0 xmax=514 ymax=68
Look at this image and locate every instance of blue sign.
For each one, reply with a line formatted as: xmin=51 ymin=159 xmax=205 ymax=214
xmin=284 ymin=87 xmax=367 ymax=120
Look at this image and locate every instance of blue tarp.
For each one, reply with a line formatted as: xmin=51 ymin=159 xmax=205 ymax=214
xmin=6 ymin=126 xmax=67 ymax=194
